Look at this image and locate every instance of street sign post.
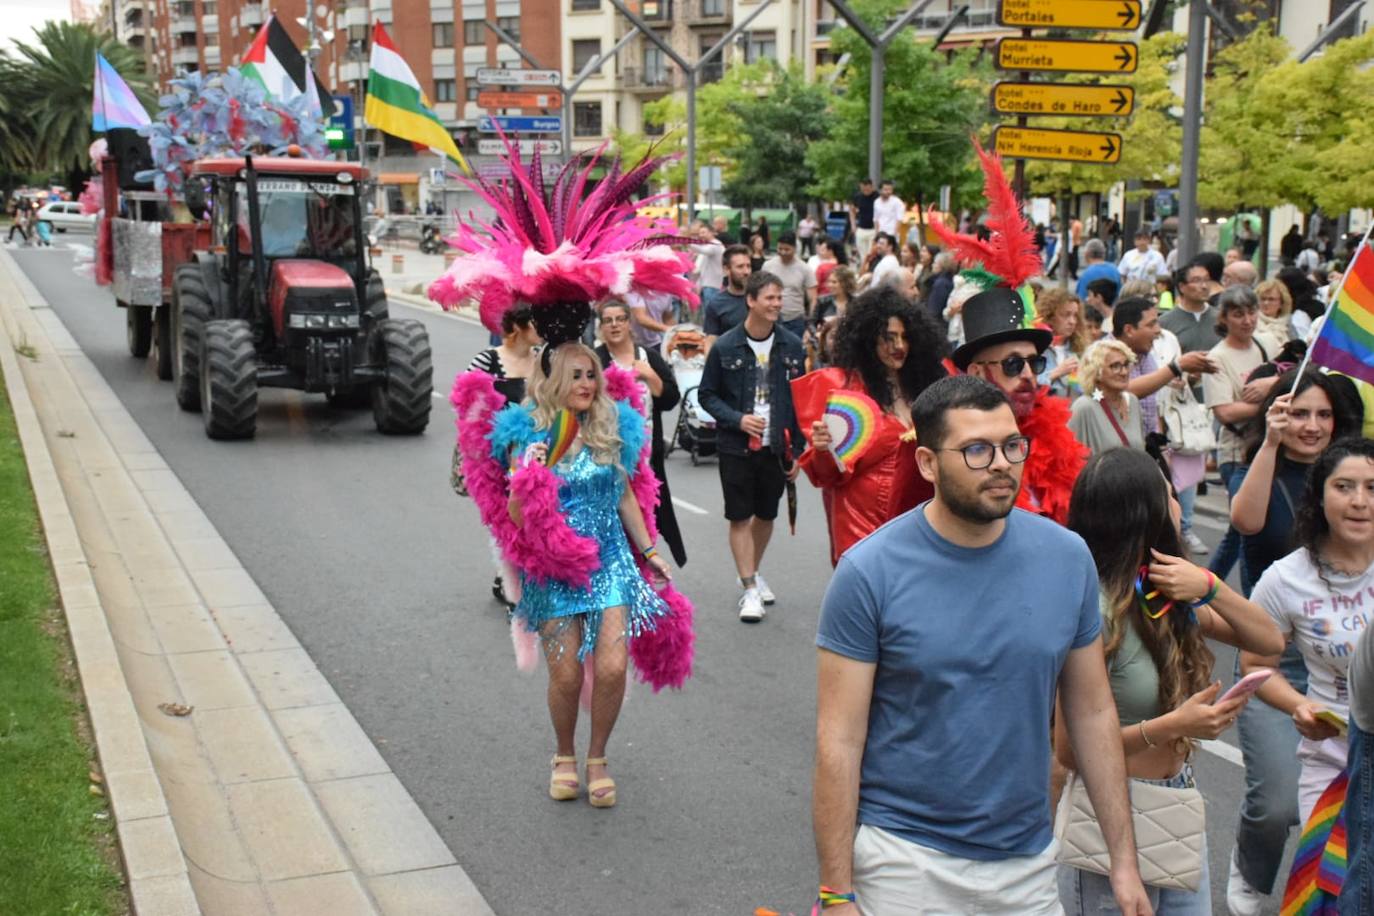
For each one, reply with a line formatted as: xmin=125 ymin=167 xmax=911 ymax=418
xmin=476 ymin=90 xmax=563 ymax=109
xmin=477 ymin=138 xmax=563 ymax=156
xmin=475 ymin=67 xmax=561 ymax=87
xmin=993 ymin=125 xmax=1122 ymax=165
xmin=991 ymin=82 xmax=1135 ymax=117
xmin=997 ymin=0 xmax=1141 ymax=30
xmin=995 ymin=37 xmax=1138 ymax=74
xmin=477 ymin=115 xmax=563 ymax=133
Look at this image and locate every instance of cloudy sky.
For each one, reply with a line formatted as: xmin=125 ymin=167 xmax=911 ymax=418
xmin=0 ymin=0 xmax=69 ymax=50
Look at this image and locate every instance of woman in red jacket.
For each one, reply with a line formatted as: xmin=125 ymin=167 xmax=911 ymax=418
xmin=794 ymin=287 xmax=949 ymax=565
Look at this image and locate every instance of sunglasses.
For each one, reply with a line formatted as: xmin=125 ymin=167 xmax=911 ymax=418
xmin=973 ymin=355 xmax=1047 ymax=378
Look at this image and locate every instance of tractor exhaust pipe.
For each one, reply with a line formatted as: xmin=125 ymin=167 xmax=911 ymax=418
xmin=243 ymin=155 xmax=270 ymax=318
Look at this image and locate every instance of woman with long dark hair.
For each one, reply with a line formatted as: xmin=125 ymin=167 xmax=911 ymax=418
xmin=1058 ymin=448 xmax=1283 ymax=914
xmin=793 ymin=287 xmax=948 ymax=565
xmin=1242 ymin=438 xmax=1374 ymax=826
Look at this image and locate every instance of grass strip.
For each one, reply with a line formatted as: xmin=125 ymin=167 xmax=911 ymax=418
xmin=0 ymin=370 xmax=125 ymax=914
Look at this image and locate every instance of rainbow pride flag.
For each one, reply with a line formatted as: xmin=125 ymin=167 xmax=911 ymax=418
xmin=1280 ymin=769 xmax=1349 ymax=915
xmin=91 ymin=52 xmax=150 ymax=132
xmin=1309 ymin=242 xmax=1374 ymax=384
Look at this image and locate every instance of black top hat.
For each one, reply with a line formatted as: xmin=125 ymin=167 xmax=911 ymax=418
xmin=951 ymin=287 xmax=1053 ymax=370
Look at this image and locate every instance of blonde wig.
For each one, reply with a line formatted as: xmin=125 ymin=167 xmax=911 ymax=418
xmin=527 ymin=343 xmax=623 ymax=468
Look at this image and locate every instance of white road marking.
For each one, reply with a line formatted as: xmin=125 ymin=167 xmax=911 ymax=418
xmin=671 ymin=497 xmax=710 ymax=516
xmin=1199 ymin=738 xmax=1244 ymax=767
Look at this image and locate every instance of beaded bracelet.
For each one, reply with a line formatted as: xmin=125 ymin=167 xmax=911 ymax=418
xmin=1190 ymin=570 xmax=1221 ymax=608
xmin=816 ymin=886 xmax=856 ymax=909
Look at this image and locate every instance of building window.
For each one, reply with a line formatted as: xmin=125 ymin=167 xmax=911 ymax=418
xmin=466 ymin=83 xmax=481 ymax=102
xmin=643 ymin=45 xmax=667 ymax=84
xmin=699 ymin=35 xmax=723 ymax=82
xmin=432 ymin=22 xmax=454 ymax=47
xmin=701 ymin=0 xmax=724 ymax=15
xmin=571 ymin=39 xmax=601 ymax=73
xmin=463 ymin=19 xmax=485 ymax=45
xmin=745 ymin=30 xmax=776 ymax=63
xmin=571 ymin=0 xmax=600 ymax=9
xmin=434 ymin=78 xmax=456 ymax=102
xmin=574 ymin=101 xmax=602 ymax=137
xmin=496 ymin=16 xmax=520 ymax=42
xmin=201 ymin=0 xmax=217 ymax=15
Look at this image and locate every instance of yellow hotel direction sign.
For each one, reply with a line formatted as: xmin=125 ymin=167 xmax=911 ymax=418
xmin=991 ymin=82 xmax=1135 ymax=117
xmin=998 ymin=0 xmax=1142 ymax=31
xmin=993 ymin=126 xmax=1123 ymax=165
xmin=996 ymin=38 xmax=1138 ymax=74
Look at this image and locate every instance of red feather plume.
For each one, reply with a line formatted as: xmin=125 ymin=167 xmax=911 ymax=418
xmin=926 ymin=136 xmax=1042 ymax=289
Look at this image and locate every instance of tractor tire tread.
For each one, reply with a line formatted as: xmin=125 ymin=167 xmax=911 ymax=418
xmin=173 ymin=266 xmax=213 ymax=411
xmin=201 ymin=320 xmax=257 ymax=440
xmin=372 ymin=319 xmax=432 ymax=435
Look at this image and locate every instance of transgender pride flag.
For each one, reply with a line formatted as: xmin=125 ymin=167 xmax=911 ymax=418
xmin=92 ymin=52 xmax=151 ymax=132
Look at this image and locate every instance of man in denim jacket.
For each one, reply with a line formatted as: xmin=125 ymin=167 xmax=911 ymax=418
xmin=698 ymin=271 xmax=806 ymax=622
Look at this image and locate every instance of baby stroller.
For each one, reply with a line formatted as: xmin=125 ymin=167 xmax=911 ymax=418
xmin=662 ymin=324 xmax=717 ymax=465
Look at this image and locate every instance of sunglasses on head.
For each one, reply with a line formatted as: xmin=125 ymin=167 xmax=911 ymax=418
xmin=974 ymin=354 xmax=1047 ymax=378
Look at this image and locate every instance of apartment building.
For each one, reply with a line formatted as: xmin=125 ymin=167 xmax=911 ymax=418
xmin=810 ymin=0 xmax=1010 ymax=74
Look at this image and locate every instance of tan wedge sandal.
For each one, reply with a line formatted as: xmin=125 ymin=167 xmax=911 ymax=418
xmin=549 ymin=755 xmax=579 ymax=801
xmin=585 ymin=757 xmax=616 ymax=808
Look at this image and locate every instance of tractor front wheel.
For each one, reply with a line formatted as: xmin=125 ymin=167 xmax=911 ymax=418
xmin=370 ymin=319 xmax=432 ymax=435
xmin=172 ymin=265 xmax=212 ymax=411
xmin=126 ymin=304 xmax=153 ymax=358
xmin=199 ymin=320 xmax=258 ymax=440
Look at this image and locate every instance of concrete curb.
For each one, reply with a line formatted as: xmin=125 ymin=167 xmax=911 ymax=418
xmin=0 ymin=247 xmax=494 ymax=916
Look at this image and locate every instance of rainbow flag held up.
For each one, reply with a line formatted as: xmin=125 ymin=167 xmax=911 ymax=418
xmin=91 ymin=52 xmax=151 ymax=132
xmin=1309 ymin=241 xmax=1374 ymax=384
xmin=1280 ymin=769 xmax=1349 ymax=915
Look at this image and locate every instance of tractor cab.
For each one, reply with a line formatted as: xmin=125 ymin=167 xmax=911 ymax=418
xmin=169 ymin=155 xmax=431 ymax=440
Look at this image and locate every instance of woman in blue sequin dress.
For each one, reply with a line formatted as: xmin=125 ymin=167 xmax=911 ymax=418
xmin=504 ymin=343 xmax=673 ymax=808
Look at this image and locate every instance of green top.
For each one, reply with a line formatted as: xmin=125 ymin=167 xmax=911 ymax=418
xmin=1102 ymin=594 xmax=1163 ymax=727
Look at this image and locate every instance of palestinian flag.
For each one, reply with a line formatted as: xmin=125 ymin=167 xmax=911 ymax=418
xmin=242 ymin=14 xmax=329 ymax=115
xmin=365 ymin=21 xmax=468 ymax=172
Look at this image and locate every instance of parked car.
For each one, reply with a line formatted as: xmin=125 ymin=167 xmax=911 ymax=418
xmin=37 ymin=201 xmax=96 ymax=232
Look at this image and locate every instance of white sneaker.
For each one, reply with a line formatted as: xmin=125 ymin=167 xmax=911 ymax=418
xmin=1184 ymin=530 xmax=1210 ymax=556
xmin=738 ymin=587 xmax=764 ymax=623
xmin=754 ymin=573 xmax=776 ymax=605
xmin=1226 ymin=851 xmax=1266 ymax=916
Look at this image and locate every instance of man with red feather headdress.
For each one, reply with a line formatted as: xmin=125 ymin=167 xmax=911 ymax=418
xmin=929 ymin=140 xmax=1088 ymax=524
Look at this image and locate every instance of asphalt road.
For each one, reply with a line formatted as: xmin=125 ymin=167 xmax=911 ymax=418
xmin=11 ymin=239 xmax=1292 ymax=914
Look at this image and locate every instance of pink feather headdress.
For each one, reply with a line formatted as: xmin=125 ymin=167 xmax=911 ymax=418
xmin=926 ymin=136 xmax=1042 ymax=290
xmin=428 ymin=138 xmax=698 ymax=334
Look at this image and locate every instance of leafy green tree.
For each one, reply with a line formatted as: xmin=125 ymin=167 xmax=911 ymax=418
xmin=9 ymin=21 xmax=154 ymax=192
xmin=718 ymin=63 xmax=831 ymax=210
xmin=1022 ymin=32 xmax=1185 ymax=199
xmin=805 ymin=0 xmax=991 ymax=210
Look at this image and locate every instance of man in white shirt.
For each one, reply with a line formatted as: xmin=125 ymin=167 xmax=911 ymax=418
xmin=1117 ymin=229 xmax=1167 ymax=283
xmin=689 ymin=220 xmax=725 ymax=307
xmin=863 ymin=233 xmax=901 ymax=290
xmin=872 ymin=180 xmax=906 ymax=238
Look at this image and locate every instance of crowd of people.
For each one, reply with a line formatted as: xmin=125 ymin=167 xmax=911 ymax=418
xmin=439 ymin=147 xmax=1371 ymax=914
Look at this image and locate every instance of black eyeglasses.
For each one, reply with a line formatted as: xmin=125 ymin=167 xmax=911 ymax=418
xmin=936 ymin=436 xmax=1031 ymax=470
xmin=973 ymin=355 xmax=1047 ymax=378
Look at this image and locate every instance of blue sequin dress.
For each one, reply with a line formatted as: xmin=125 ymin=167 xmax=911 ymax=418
xmin=516 ymin=446 xmax=669 ymax=660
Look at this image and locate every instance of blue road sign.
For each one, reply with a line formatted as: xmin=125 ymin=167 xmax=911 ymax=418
xmin=477 ymin=115 xmax=562 ymax=134
xmin=327 ymin=94 xmax=354 ymax=150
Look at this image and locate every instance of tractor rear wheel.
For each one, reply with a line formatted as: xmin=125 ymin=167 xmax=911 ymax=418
xmin=152 ymin=306 xmax=173 ymax=380
xmin=199 ymin=320 xmax=257 ymax=440
xmin=126 ymin=304 xmax=153 ymax=358
xmin=172 ymin=265 xmax=212 ymax=411
xmin=370 ymin=319 xmax=432 ymax=435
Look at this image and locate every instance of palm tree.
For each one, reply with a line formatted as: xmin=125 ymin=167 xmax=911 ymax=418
xmin=11 ymin=21 xmax=155 ymax=192
xmin=0 ymin=53 xmax=35 ymax=192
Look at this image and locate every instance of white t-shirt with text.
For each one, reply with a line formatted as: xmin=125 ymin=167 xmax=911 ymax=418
xmin=746 ymin=331 xmax=774 ymax=442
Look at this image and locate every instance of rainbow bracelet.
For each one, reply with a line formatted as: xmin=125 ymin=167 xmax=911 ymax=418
xmin=641 ymin=545 xmax=658 ymax=562
xmin=1190 ymin=570 xmax=1221 ymax=608
xmin=816 ymin=886 xmax=856 ymax=909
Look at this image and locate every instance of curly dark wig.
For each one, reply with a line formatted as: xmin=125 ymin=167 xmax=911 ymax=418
xmin=830 ymin=286 xmax=948 ymax=410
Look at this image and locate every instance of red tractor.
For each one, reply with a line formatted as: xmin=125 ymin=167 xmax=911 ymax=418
xmin=169 ymin=155 xmax=432 ymax=439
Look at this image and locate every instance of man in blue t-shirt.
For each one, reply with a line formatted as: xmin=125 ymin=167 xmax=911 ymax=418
xmin=812 ymin=375 xmax=1149 ymax=915
xmin=702 ymin=244 xmax=752 ymax=346
xmin=1075 ymin=238 xmax=1121 ymax=302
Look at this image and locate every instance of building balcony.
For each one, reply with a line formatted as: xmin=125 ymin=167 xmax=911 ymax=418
xmin=240 ymin=4 xmax=263 ymax=27
xmin=172 ymin=45 xmax=199 ymax=66
xmin=203 ymin=16 xmax=218 ymax=32
xmin=171 ymin=15 xmax=196 ymax=33
xmin=621 ymin=65 xmax=674 ymax=90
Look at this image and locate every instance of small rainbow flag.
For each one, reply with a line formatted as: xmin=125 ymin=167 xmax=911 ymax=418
xmin=545 ymin=409 xmax=579 ymax=467
xmin=1309 ymin=241 xmax=1374 ymax=384
xmin=1281 ymin=769 xmax=1349 ymax=915
xmin=823 ymin=390 xmax=881 ymax=472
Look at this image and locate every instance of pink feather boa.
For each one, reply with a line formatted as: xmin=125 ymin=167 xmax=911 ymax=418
xmin=603 ymin=365 xmax=696 ymax=692
xmin=451 ymin=372 xmax=600 ymax=588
